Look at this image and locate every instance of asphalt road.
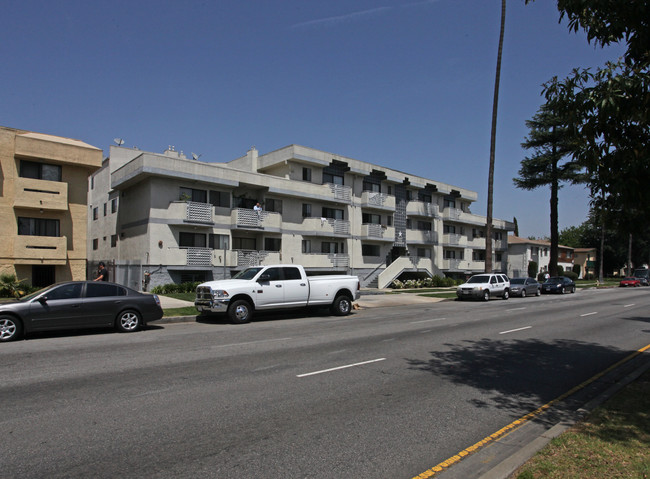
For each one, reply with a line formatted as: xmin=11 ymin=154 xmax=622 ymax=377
xmin=3 ymin=287 xmax=650 ymax=478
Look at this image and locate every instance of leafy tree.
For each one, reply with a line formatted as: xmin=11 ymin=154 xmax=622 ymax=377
xmin=485 ymin=0 xmax=506 ymax=273
xmin=514 ymin=103 xmax=586 ymax=276
xmin=527 ymin=260 xmax=538 ymax=278
xmin=0 ymin=274 xmax=28 ymax=298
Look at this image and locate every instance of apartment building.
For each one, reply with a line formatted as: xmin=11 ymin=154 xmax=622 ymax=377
xmin=507 ymin=236 xmax=575 ymax=278
xmin=0 ymin=126 xmax=102 ymax=286
xmin=89 ymin=144 xmax=513 ymax=289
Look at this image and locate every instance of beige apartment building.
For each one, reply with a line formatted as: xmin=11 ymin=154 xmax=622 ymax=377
xmin=89 ymin=144 xmax=513 ymax=289
xmin=0 ymin=126 xmax=102 ymax=286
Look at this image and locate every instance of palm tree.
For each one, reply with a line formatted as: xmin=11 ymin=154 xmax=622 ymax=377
xmin=485 ymin=0 xmax=506 ymax=273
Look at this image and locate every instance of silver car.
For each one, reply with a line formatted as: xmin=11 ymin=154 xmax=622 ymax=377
xmin=509 ymin=277 xmax=541 ymax=297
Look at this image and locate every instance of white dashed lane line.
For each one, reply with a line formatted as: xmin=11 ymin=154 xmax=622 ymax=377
xmin=499 ymin=326 xmax=532 ymax=335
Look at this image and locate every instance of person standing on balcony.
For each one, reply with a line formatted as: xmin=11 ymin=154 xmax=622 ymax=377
xmin=253 ymin=202 xmax=262 ymax=216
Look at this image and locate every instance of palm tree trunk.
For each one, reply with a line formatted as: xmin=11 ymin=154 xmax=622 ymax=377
xmin=486 ymin=0 xmax=506 ymax=273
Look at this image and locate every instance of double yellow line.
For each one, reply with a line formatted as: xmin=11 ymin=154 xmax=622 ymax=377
xmin=413 ymin=343 xmax=650 ymax=478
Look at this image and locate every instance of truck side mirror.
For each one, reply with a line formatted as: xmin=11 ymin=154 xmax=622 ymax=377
xmin=258 ymin=274 xmax=270 ymax=282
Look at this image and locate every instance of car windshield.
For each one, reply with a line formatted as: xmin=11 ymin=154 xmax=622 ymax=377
xmin=18 ymin=285 xmax=52 ymax=302
xmin=545 ymin=277 xmax=562 ymax=283
xmin=623 ymin=277 xmax=636 ymax=281
xmin=232 ymin=267 xmax=263 ymax=280
xmin=467 ymin=275 xmax=490 ymax=284
xmin=510 ymin=278 xmax=525 ymax=284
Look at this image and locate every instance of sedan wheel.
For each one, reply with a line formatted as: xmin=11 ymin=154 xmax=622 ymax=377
xmin=116 ymin=310 xmax=141 ymax=333
xmin=536 ymin=288 xmax=541 ymax=296
xmin=483 ymin=290 xmax=490 ymax=302
xmin=0 ymin=316 xmax=22 ymax=342
xmin=521 ymin=289 xmax=526 ymax=298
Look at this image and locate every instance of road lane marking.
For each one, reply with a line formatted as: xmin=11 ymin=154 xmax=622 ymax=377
xmin=211 ymin=338 xmax=292 ymax=349
xmin=412 ymin=343 xmax=650 ymax=478
xmin=410 ymin=318 xmax=446 ymax=324
xmin=580 ymin=312 xmax=598 ymax=317
xmin=499 ymin=326 xmax=532 ymax=335
xmin=297 ymin=358 xmax=386 ymax=378
xmin=505 ymin=307 xmax=526 ymax=312
xmin=624 ymin=304 xmax=635 ymax=308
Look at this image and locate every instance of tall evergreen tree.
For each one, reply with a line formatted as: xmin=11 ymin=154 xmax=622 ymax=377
xmin=514 ymin=103 xmax=586 ymax=276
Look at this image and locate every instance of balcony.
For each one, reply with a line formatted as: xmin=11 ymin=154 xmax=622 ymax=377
xmin=360 ymin=191 xmax=395 ymax=210
xmin=13 ymin=177 xmax=68 ymax=211
xmin=326 ymin=183 xmax=352 ymax=204
xmin=13 ymin=235 xmax=67 ymax=264
xmin=236 ymin=250 xmax=282 ymax=267
xmin=406 ymin=230 xmax=438 ymax=245
xmin=360 ymin=224 xmax=394 ymax=242
xmin=442 ymin=233 xmax=465 ymax=246
xmin=232 ymin=208 xmax=282 ymax=230
xmin=441 ymin=207 xmax=462 ymax=221
xmin=299 ymin=217 xmax=351 ymax=237
xmin=167 ymin=201 xmax=213 ymax=227
xmin=406 ymin=201 xmax=439 ymax=218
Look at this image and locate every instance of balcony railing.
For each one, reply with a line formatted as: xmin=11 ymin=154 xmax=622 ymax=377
xmin=13 ymin=177 xmax=68 ymax=211
xmin=13 ymin=235 xmax=67 ymax=263
xmin=406 ymin=201 xmax=439 ymax=218
xmin=360 ymin=191 xmax=395 ymax=210
xmin=232 ymin=208 xmax=282 ymax=229
xmin=186 ymin=201 xmax=213 ymax=223
xmin=186 ymin=247 xmax=212 ymax=266
xmin=406 ymin=230 xmax=438 ymax=244
xmin=327 ymin=183 xmax=352 ymax=203
xmin=360 ymin=224 xmax=394 ymax=241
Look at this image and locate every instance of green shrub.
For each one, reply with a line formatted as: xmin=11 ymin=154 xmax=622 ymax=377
xmin=564 ymin=271 xmax=578 ymax=281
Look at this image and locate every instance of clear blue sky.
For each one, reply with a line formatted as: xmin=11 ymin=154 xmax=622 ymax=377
xmin=2 ymin=0 xmax=626 ymax=238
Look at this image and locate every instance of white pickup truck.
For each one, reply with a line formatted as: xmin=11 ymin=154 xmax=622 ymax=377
xmin=195 ymin=265 xmax=360 ymax=323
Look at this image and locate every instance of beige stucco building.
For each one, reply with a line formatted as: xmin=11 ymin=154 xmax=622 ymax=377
xmin=89 ymin=144 xmax=513 ymax=289
xmin=0 ymin=126 xmax=102 ymax=286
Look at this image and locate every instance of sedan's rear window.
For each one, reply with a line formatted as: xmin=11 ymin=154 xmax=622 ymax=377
xmin=86 ymin=283 xmax=127 ymax=298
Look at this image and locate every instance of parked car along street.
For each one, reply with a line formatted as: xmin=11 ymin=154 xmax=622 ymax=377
xmin=509 ymin=277 xmax=541 ymax=297
xmin=456 ymin=274 xmax=510 ymax=301
xmin=619 ymin=277 xmax=641 ymax=287
xmin=541 ymin=276 xmax=576 ymax=294
xmin=0 ymin=281 xmax=163 ymax=342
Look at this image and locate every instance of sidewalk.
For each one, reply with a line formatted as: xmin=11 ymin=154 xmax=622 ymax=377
xmin=156 ymin=290 xmax=446 ymax=312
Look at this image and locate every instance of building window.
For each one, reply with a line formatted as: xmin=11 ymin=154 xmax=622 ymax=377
xmin=496 ymin=253 xmax=502 ymax=262
xmin=362 ymin=213 xmax=381 ymax=224
xmin=473 ymin=250 xmax=486 ymax=261
xmin=444 ymin=198 xmax=456 ymax=209
xmin=264 ymin=238 xmax=281 ymax=251
xmin=418 ymin=192 xmax=432 ymax=203
xmin=179 ymin=232 xmax=206 ymax=248
xmin=209 ymin=190 xmax=230 ymax=208
xmin=111 ymin=198 xmax=118 ymax=213
xmin=92 ymin=238 xmax=98 ymax=250
xmin=444 ymin=225 xmax=456 ymax=234
xmin=444 ymin=250 xmax=456 ymax=259
xmin=302 ymin=240 xmax=311 ymax=253
xmin=19 ymin=160 xmax=62 ymax=182
xmin=265 ymin=199 xmax=283 ymax=214
xmin=302 ymin=204 xmax=312 ymax=218
xmin=321 ymin=242 xmax=339 ymax=254
xmin=18 ymin=217 xmax=60 ymax=237
xmin=103 ymin=203 xmax=107 ymax=216
xmin=322 ymin=207 xmax=344 ymax=220
xmin=232 ymin=237 xmax=256 ymax=250
xmin=93 ymin=207 xmax=98 ymax=220
xmin=209 ymin=234 xmax=229 ymax=249
xmin=362 ymin=181 xmax=380 ymax=192
xmin=417 ymin=248 xmax=431 ymax=258
xmin=362 ymin=244 xmax=381 ymax=256
xmin=111 ymin=235 xmax=117 ymax=247
xmin=472 ymin=228 xmax=485 ymax=238
xmin=302 ymin=168 xmax=312 ymax=182
xmin=323 ymin=172 xmax=344 ymax=185
xmin=494 ymin=231 xmax=503 ymax=240
xmin=416 ymin=221 xmax=432 ymax=231
xmin=179 ymin=187 xmax=207 ymax=203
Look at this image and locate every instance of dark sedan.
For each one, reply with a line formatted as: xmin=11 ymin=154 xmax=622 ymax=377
xmin=0 ymin=281 xmax=163 ymax=342
xmin=509 ymin=277 xmax=541 ymax=297
xmin=541 ymin=276 xmax=576 ymax=294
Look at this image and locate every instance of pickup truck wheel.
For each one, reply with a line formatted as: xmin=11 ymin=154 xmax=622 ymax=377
xmin=330 ymin=295 xmax=352 ymax=316
xmin=228 ymin=299 xmax=253 ymax=324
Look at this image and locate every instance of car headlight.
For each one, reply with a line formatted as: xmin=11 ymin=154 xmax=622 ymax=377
xmin=212 ymin=290 xmax=229 ymax=299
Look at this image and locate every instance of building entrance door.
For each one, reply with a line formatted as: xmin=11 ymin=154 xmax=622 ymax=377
xmin=32 ymin=265 xmax=55 ymax=287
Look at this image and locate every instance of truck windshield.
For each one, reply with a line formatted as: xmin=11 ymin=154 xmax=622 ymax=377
xmin=232 ymin=267 xmax=263 ymax=280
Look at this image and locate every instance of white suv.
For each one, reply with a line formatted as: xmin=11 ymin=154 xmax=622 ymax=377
xmin=456 ymin=274 xmax=510 ymax=301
